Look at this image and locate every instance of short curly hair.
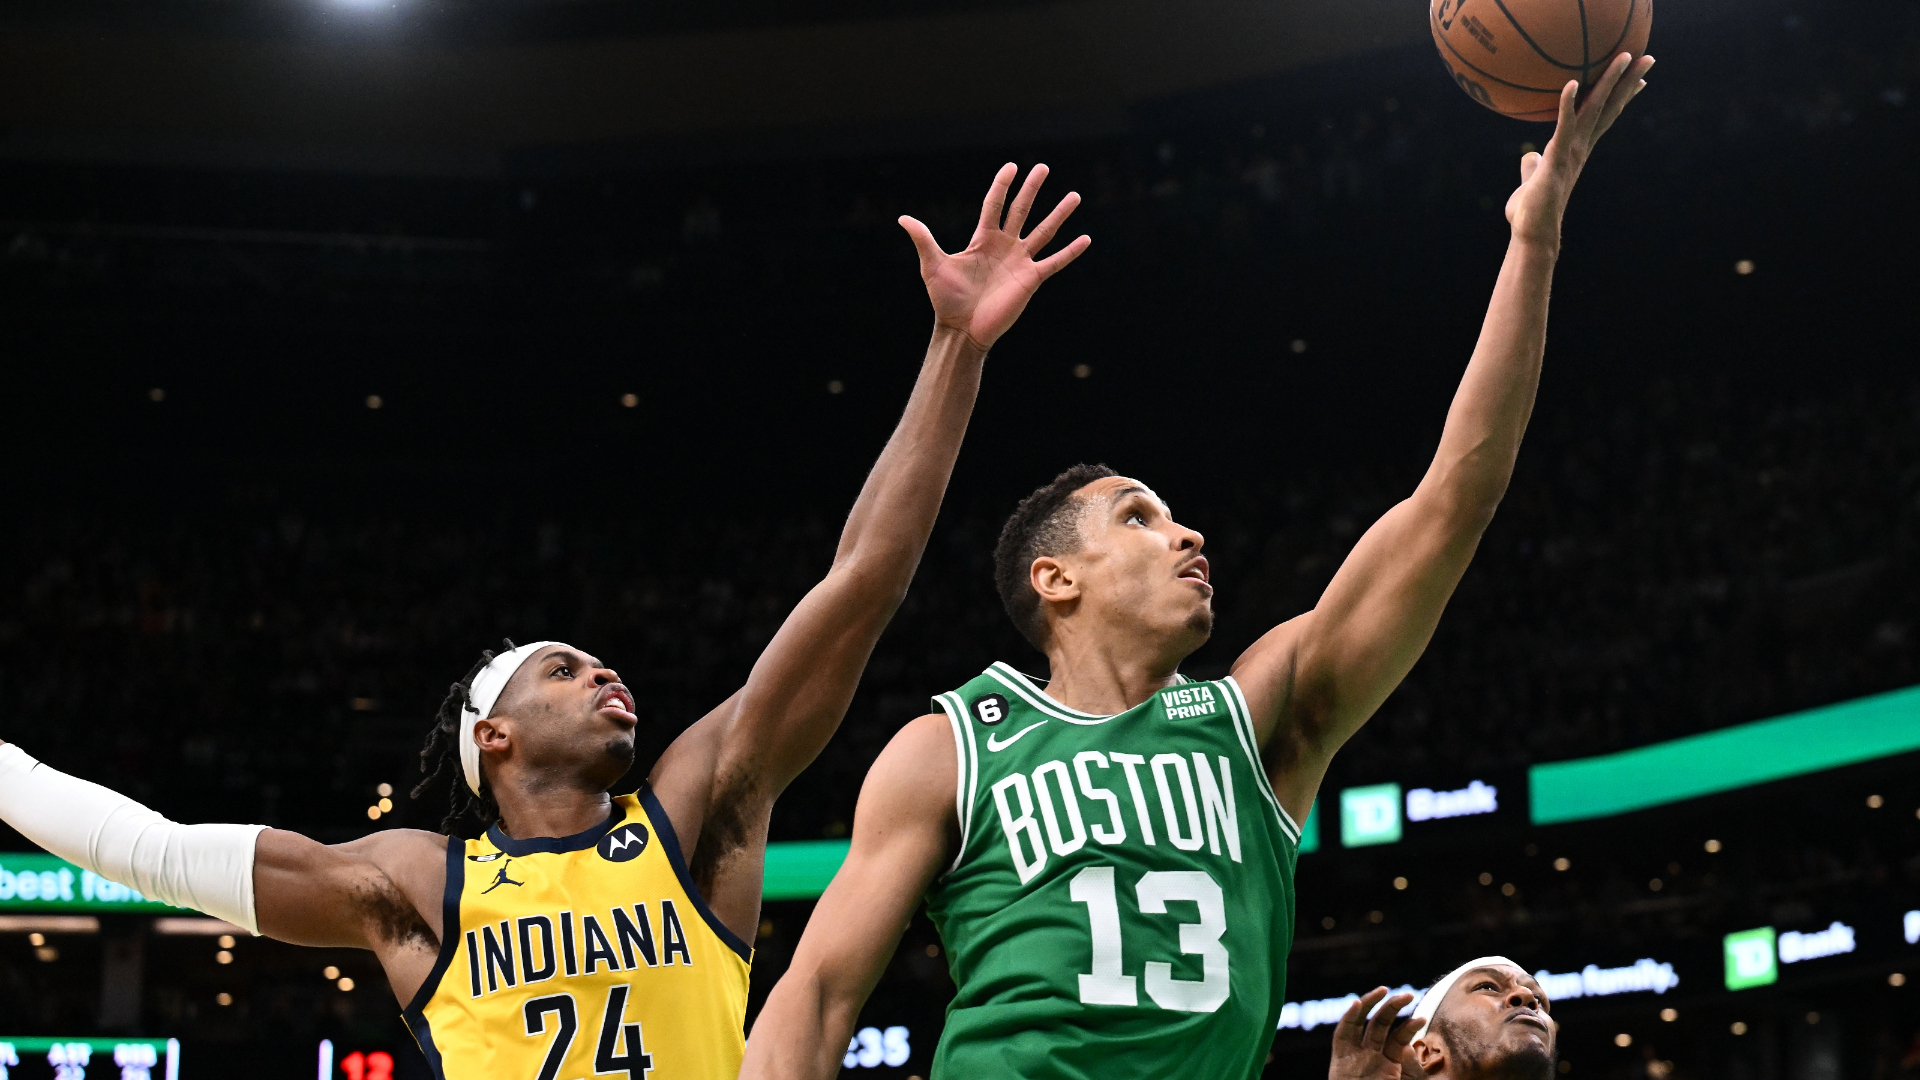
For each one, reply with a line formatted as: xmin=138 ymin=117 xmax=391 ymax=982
xmin=992 ymin=464 xmax=1118 ymax=651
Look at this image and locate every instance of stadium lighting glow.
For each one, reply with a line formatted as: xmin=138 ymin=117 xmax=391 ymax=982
xmin=0 ymin=915 xmax=98 ymax=934
xmin=1904 ymin=910 xmax=1918 ymax=944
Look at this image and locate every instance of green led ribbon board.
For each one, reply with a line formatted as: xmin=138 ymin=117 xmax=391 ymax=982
xmin=762 ymin=839 xmax=851 ymax=901
xmin=1530 ymin=683 xmax=1920 ymax=825
xmin=0 ymin=854 xmax=189 ymax=913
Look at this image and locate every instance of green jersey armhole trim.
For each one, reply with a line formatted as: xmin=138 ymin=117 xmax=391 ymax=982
xmin=934 ymin=691 xmax=976 ymax=876
xmin=1221 ymin=676 xmax=1301 ymax=844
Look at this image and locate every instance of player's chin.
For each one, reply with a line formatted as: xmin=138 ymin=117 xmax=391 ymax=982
xmin=1498 ymin=1031 xmax=1556 ymax=1080
xmin=600 ymin=733 xmax=637 ymax=770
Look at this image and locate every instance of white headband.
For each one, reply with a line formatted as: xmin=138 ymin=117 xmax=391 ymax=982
xmin=459 ymin=640 xmax=567 ymax=796
xmin=1408 ymin=955 xmax=1527 ymax=1044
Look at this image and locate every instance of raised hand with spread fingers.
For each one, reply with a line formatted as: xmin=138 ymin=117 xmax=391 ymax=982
xmin=899 ymin=162 xmax=1091 ymax=351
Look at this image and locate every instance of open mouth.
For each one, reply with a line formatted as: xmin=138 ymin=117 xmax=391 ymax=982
xmin=1177 ymin=556 xmax=1212 ymax=590
xmin=595 ymin=685 xmax=637 ymax=721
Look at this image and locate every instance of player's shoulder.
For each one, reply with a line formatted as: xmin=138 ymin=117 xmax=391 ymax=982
xmin=333 ymin=827 xmax=450 ymax=866
xmin=866 ymin=714 xmax=958 ymax=797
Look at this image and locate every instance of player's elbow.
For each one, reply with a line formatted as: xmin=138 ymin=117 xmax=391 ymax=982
xmin=823 ymin=551 xmax=918 ymax=612
xmin=1419 ymin=453 xmax=1513 ymax=530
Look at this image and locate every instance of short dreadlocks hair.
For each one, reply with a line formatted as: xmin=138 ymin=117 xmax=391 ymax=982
xmin=412 ymin=639 xmax=513 ymax=835
xmin=993 ymin=464 xmax=1117 ymax=652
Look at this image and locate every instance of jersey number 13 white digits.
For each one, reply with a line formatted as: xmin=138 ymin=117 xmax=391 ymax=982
xmin=1069 ymin=866 xmax=1230 ymax=1013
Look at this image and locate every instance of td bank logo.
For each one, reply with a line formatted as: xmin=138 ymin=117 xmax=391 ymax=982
xmin=1724 ymin=927 xmax=1778 ymax=990
xmin=1340 ymin=784 xmax=1402 ymax=847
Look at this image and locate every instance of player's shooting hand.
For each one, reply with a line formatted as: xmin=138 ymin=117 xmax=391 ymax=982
xmin=899 ymin=163 xmax=1091 ymax=350
xmin=1329 ymin=987 xmax=1419 ymax=1080
xmin=1506 ymin=51 xmax=1655 ymax=249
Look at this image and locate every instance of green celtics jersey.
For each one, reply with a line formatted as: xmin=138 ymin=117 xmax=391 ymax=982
xmin=925 ymin=662 xmax=1300 ymax=1080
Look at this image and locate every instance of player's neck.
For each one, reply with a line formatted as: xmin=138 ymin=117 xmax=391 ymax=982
xmin=1040 ymin=633 xmax=1184 ymax=715
xmin=491 ymin=779 xmax=614 ymax=841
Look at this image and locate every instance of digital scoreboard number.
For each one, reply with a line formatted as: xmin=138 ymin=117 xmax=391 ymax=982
xmin=0 ymin=1038 xmax=177 ymax=1080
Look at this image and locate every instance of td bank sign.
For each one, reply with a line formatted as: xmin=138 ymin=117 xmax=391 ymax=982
xmin=1336 ymin=779 xmax=1501 ymax=848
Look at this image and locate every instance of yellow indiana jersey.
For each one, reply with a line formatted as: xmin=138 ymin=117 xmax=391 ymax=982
xmin=404 ymin=788 xmax=753 ymax=1080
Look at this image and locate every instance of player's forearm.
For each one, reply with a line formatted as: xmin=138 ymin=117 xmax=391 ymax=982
xmin=0 ymin=742 xmax=264 ymax=932
xmin=742 ymin=963 xmax=871 ymax=1080
xmin=830 ymin=325 xmax=987 ymax=590
xmin=1416 ymin=235 xmax=1556 ymax=521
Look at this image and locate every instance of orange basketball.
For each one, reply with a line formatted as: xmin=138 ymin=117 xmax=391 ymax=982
xmin=1430 ymin=0 xmax=1651 ymax=121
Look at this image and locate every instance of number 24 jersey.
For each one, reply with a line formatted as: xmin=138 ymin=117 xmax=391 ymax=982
xmin=925 ymin=664 xmax=1301 ymax=1080
xmin=404 ymin=789 xmax=753 ymax=1080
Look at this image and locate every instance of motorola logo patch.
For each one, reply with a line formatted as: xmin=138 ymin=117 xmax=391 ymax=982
xmin=600 ymin=822 xmax=651 ymax=863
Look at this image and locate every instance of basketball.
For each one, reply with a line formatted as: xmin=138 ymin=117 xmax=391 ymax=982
xmin=1431 ymin=0 xmax=1652 ymax=120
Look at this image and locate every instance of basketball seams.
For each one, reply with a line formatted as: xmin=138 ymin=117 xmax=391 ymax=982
xmin=1435 ymin=0 xmax=1642 ymax=119
xmin=1575 ymin=0 xmax=1593 ymax=86
xmin=1433 ymin=19 xmax=1568 ymax=95
xmin=1487 ymin=0 xmax=1589 ymax=72
xmin=1596 ymin=0 xmax=1642 ymax=72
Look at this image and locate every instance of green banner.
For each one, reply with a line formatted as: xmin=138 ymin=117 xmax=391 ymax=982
xmin=763 ymin=839 xmax=851 ymax=901
xmin=1530 ymin=683 xmax=1920 ymax=825
xmin=0 ymin=854 xmax=188 ymax=913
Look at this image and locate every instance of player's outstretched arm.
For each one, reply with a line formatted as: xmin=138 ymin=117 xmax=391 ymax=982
xmin=739 ymin=716 xmax=957 ymax=1080
xmin=0 ymin=737 xmax=450 ymax=1002
xmin=1232 ymin=53 xmax=1653 ymax=823
xmin=660 ymin=165 xmax=1090 ymax=802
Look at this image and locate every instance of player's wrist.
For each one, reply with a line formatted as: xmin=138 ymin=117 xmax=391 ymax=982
xmin=930 ymin=322 xmax=993 ymax=359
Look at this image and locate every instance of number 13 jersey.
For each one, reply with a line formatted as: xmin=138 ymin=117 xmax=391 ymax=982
xmin=925 ymin=664 xmax=1300 ymax=1080
xmin=404 ymin=789 xmax=753 ymax=1080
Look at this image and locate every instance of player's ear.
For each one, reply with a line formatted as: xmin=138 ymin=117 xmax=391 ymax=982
xmin=473 ymin=718 xmax=510 ymax=753
xmin=1411 ymin=1035 xmax=1447 ymax=1076
xmin=1030 ymin=556 xmax=1079 ymax=604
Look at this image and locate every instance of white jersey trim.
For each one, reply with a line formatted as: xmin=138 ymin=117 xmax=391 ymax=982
xmin=1221 ymin=676 xmax=1300 ymax=843
xmin=934 ymin=691 xmax=979 ymax=877
xmin=985 ymin=662 xmax=1163 ymax=726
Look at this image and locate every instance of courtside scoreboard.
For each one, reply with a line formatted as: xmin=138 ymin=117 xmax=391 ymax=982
xmin=0 ymin=1038 xmax=177 ymax=1080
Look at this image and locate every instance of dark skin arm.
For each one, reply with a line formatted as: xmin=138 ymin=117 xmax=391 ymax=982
xmin=1230 ymin=54 xmax=1654 ymax=824
xmin=632 ymin=162 xmax=1090 ymax=940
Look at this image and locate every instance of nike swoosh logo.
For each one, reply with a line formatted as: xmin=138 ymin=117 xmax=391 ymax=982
xmin=985 ymin=721 xmax=1047 ymax=752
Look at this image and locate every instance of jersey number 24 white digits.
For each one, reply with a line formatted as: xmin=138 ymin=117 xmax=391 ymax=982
xmin=1069 ymin=866 xmax=1230 ymax=1013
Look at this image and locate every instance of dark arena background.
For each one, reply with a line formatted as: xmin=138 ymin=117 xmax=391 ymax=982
xmin=0 ymin=0 xmax=1917 ymax=1077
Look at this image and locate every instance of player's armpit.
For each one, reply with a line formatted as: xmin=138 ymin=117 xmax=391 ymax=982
xmin=741 ymin=714 xmax=957 ymax=1080
xmin=253 ymin=828 xmax=445 ymax=956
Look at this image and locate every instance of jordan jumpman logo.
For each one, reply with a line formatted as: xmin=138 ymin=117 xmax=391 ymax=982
xmin=482 ymin=859 xmax=525 ymax=893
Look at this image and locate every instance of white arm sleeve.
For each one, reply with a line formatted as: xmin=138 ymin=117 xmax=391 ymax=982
xmin=0 ymin=742 xmax=264 ymax=935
